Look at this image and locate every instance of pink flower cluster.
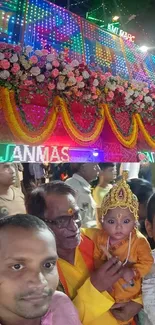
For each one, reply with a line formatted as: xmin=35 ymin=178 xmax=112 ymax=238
xmin=0 ymin=43 xmax=155 ymax=124
xmin=0 ymin=43 xmax=22 ymax=83
xmin=103 ymin=77 xmax=155 ymax=123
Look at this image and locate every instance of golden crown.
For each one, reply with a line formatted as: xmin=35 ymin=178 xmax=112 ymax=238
xmin=101 ymin=171 xmax=139 ymax=220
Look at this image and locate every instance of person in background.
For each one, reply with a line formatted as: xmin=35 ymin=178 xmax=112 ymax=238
xmin=0 ymin=214 xmax=82 ymax=325
xmin=116 ymin=163 xmax=121 ymax=178
xmin=127 ymin=178 xmax=154 ymax=247
xmin=66 ymin=163 xmax=100 ymax=227
xmin=142 ymin=193 xmax=155 ymax=325
xmin=93 ymin=163 xmax=115 ymax=226
xmin=50 ymin=164 xmax=73 ymax=182
xmin=29 ymin=163 xmax=46 ymax=186
xmin=0 ymin=163 xmax=26 ymax=216
xmin=139 ymin=162 xmax=152 ymax=183
xmin=26 ymin=181 xmax=142 ymax=325
xmin=22 ymin=163 xmax=33 ymax=194
xmin=120 ymin=163 xmax=140 ymax=179
xmin=12 ymin=163 xmax=24 ymax=190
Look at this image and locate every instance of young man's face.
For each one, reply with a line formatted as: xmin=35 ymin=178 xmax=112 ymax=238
xmin=0 ymin=227 xmax=58 ymax=322
xmin=0 ymin=163 xmax=16 ymax=187
xmin=101 ymin=166 xmax=116 ymax=184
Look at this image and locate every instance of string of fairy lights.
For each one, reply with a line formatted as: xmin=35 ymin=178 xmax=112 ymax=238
xmin=64 ymin=0 xmax=89 ymax=9
xmin=88 ymin=4 xmax=104 ymax=15
xmin=116 ymin=0 xmax=155 ymax=46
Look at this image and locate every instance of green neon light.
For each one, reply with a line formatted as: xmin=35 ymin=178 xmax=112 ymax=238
xmin=138 ymin=151 xmax=155 ymax=163
xmin=0 ymin=144 xmax=16 ymax=162
xmin=111 ymin=22 xmax=120 ymax=26
xmin=87 ymin=16 xmax=105 ymax=23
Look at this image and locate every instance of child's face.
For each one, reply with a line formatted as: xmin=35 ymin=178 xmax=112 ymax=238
xmin=102 ymin=207 xmax=135 ymax=241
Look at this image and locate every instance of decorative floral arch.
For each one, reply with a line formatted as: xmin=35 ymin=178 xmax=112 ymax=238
xmin=0 ymin=43 xmax=155 ymax=149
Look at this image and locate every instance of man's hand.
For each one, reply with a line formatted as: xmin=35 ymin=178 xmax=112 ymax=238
xmin=111 ymin=301 xmax=142 ymax=321
xmin=90 ymin=257 xmax=123 ymax=292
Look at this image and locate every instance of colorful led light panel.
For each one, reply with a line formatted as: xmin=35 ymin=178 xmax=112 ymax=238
xmin=24 ymin=0 xmax=84 ymax=61
xmin=124 ymin=41 xmax=155 ymax=82
xmin=1 ymin=0 xmax=155 ymax=82
xmin=0 ymin=0 xmax=26 ymax=44
xmin=82 ymin=20 xmax=129 ymax=79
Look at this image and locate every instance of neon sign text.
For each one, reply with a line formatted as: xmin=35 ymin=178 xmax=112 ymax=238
xmin=0 ymin=145 xmax=70 ymax=163
xmin=138 ymin=151 xmax=155 ymax=163
xmin=107 ymin=24 xmax=135 ymax=42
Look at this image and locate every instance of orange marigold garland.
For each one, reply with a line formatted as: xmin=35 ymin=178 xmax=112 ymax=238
xmin=0 ymin=40 xmax=155 ymax=147
xmin=135 ymin=114 xmax=155 ymax=149
xmin=57 ymin=97 xmax=105 ymax=145
xmin=1 ymin=87 xmax=58 ymax=144
xmin=1 ymin=88 xmax=104 ymax=145
xmin=104 ymin=104 xmax=138 ymax=148
xmin=1 ymin=87 xmax=155 ymax=148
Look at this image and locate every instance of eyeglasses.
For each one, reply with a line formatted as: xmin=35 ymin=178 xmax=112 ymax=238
xmin=44 ymin=211 xmax=82 ymax=229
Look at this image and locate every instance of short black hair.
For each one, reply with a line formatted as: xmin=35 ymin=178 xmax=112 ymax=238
xmin=147 ymin=193 xmax=155 ymax=224
xmin=91 ymin=163 xmax=115 ymax=188
xmin=99 ymin=163 xmax=115 ymax=170
xmin=127 ymin=178 xmax=153 ymax=204
xmin=26 ymin=181 xmax=76 ymax=219
xmin=0 ymin=214 xmax=52 ymax=232
xmin=70 ymin=163 xmax=82 ymax=173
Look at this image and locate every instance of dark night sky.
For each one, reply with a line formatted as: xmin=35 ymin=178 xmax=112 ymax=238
xmin=52 ymin=0 xmax=155 ymax=47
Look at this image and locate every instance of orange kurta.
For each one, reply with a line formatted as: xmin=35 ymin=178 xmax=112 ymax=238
xmin=94 ymin=229 xmax=153 ymax=303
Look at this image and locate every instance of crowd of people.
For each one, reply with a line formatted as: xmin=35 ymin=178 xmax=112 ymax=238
xmin=0 ymin=162 xmax=154 ymax=325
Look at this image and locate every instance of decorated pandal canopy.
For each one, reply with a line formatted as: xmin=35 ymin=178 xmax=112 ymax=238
xmin=0 ymin=0 xmax=155 ymax=162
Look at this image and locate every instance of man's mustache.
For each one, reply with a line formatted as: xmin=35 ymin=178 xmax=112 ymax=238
xmin=17 ymin=288 xmax=53 ymax=299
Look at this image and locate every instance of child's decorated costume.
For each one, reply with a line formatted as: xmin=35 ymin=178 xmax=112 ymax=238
xmin=94 ymin=173 xmax=153 ymax=324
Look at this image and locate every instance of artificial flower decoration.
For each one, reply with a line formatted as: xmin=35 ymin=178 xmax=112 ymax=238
xmin=0 ymin=42 xmax=155 ymax=124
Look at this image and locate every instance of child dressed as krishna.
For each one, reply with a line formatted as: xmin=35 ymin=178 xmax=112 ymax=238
xmin=94 ymin=172 xmax=153 ymax=325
